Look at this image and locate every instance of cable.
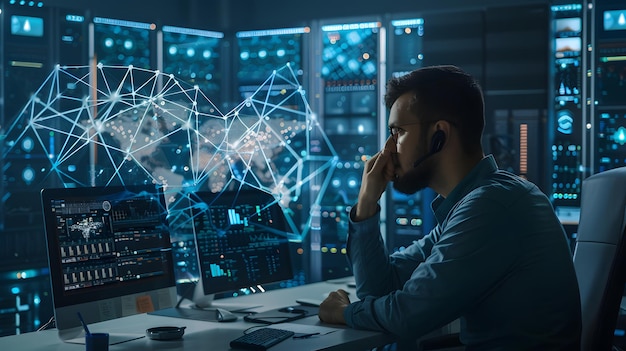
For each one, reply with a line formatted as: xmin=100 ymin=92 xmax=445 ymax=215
xmin=37 ymin=316 xmax=55 ymax=331
xmin=175 ymin=281 xmax=197 ymax=308
xmin=174 ymin=274 xmax=200 ymax=308
xmin=242 ymin=325 xmax=267 ymax=335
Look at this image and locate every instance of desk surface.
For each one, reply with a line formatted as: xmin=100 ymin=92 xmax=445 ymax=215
xmin=0 ymin=279 xmax=396 ymax=351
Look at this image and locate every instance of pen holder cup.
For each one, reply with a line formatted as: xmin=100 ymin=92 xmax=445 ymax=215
xmin=85 ymin=332 xmax=109 ymax=351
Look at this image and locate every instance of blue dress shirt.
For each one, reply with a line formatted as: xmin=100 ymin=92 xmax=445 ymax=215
xmin=344 ymin=155 xmax=582 ymax=350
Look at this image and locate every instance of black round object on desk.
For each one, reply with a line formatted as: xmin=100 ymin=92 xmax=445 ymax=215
xmin=146 ymin=326 xmax=186 ymax=340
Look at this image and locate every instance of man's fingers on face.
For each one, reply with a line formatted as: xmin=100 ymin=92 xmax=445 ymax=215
xmin=389 ymin=151 xmax=399 ymax=169
xmin=365 ymin=152 xmax=380 ymax=172
xmin=383 ymin=136 xmax=396 ymax=152
xmin=382 ymin=136 xmax=399 ymax=170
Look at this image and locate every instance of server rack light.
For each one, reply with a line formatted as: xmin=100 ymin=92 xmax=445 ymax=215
xmin=550 ymin=4 xmax=583 ymax=12
xmin=236 ymin=27 xmax=310 ymax=38
xmin=65 ymin=14 xmax=84 ymax=23
xmin=162 ymin=25 xmax=224 ymax=38
xmin=93 ymin=17 xmax=155 ymax=30
xmin=519 ymin=123 xmax=529 ymax=177
xmin=391 ymin=18 xmax=424 ymax=27
xmin=8 ymin=0 xmax=44 ymax=6
xmin=321 ymin=21 xmax=381 ymax=32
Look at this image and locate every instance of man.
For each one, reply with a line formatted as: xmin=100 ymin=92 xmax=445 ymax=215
xmin=318 ymin=65 xmax=582 ymax=350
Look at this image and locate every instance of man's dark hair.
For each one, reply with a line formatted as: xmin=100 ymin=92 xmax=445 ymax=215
xmin=384 ymin=65 xmax=485 ymax=153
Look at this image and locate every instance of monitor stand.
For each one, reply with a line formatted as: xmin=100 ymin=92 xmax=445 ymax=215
xmin=190 ymin=282 xmax=258 ymax=312
xmin=190 ymin=288 xmax=258 ymax=314
xmin=150 ymin=282 xmax=263 ymax=321
xmin=191 ymin=286 xmax=215 ymax=309
xmin=148 ymin=283 xmax=221 ymax=322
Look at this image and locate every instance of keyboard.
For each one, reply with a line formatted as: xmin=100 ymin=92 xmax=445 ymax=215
xmin=229 ymin=327 xmax=295 ymax=350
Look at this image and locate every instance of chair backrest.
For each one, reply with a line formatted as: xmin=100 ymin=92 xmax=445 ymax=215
xmin=573 ymin=166 xmax=626 ymax=351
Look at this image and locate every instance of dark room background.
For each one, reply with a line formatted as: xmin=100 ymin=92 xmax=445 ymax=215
xmin=2 ymin=0 xmax=624 ymax=339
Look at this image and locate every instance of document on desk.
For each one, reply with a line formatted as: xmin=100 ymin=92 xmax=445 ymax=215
xmin=243 ymin=305 xmax=318 ymax=324
xmin=270 ymin=323 xmax=339 ymax=336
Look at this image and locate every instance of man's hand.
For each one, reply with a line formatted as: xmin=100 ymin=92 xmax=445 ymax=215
xmin=318 ymin=289 xmax=351 ymax=325
xmin=354 ymin=137 xmax=397 ymax=221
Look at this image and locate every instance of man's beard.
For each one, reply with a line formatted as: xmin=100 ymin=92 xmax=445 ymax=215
xmin=392 ymin=161 xmax=433 ymax=195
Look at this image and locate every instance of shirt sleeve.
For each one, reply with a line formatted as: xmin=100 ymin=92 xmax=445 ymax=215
xmin=344 ymin=196 xmax=520 ymax=337
xmin=346 ymin=205 xmax=436 ymax=300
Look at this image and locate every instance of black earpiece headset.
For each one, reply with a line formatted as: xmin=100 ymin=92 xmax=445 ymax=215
xmin=413 ymin=130 xmax=446 ymax=168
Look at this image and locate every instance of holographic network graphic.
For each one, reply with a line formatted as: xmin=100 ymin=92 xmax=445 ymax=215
xmin=2 ymin=63 xmax=338 ymax=241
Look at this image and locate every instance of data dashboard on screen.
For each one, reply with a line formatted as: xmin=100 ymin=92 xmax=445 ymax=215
xmin=41 ymin=185 xmax=177 ymax=344
xmin=190 ymin=188 xmax=293 ymax=306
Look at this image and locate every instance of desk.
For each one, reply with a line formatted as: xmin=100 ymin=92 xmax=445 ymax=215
xmin=0 ymin=279 xmax=396 ymax=351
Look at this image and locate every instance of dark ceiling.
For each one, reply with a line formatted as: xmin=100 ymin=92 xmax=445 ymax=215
xmin=39 ymin=0 xmax=549 ymax=32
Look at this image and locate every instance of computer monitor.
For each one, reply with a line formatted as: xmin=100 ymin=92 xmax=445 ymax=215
xmin=189 ymin=188 xmax=294 ymax=308
xmin=41 ymin=185 xmax=177 ymax=344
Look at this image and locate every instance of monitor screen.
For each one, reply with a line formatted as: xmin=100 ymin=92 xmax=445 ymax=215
xmin=190 ymin=188 xmax=293 ymax=306
xmin=41 ymin=185 xmax=177 ymax=343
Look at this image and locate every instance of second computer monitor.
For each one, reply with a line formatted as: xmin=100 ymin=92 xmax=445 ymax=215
xmin=190 ymin=188 xmax=294 ymax=305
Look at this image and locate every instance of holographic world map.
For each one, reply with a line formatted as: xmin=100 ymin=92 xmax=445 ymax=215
xmin=2 ymin=63 xmax=338 ymax=241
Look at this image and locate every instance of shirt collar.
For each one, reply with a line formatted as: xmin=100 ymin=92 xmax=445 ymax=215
xmin=431 ymin=154 xmax=499 ymax=224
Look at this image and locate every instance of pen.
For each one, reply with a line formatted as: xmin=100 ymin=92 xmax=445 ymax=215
xmin=293 ymin=332 xmax=320 ymax=339
xmin=77 ymin=312 xmax=91 ymax=336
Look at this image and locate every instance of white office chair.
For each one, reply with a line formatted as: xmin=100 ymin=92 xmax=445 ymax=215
xmin=573 ymin=166 xmax=626 ymax=351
